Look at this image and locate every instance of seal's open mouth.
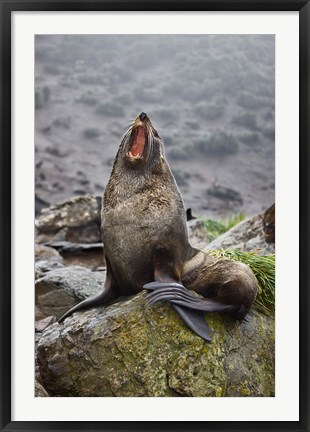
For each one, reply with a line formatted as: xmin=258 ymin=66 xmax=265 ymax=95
xmin=127 ymin=126 xmax=146 ymax=160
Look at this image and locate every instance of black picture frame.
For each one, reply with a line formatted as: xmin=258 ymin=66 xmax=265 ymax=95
xmin=1 ymin=1 xmax=309 ymax=431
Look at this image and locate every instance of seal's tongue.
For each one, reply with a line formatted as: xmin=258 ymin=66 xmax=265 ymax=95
xmin=130 ymin=126 xmax=145 ymax=157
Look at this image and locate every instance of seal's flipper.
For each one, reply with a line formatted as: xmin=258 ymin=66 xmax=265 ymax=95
xmin=172 ymin=304 xmax=212 ymax=342
xmin=144 ymin=282 xmax=213 ymax=341
xmin=144 ymin=281 xmax=184 ymax=291
xmin=58 ymin=289 xmax=113 ymax=323
xmin=145 ymin=285 xmax=202 ymax=306
xmin=143 ymin=245 xmax=230 ymax=341
xmin=58 ymin=257 xmax=118 ymax=323
xmin=144 ymin=281 xmax=234 ymax=313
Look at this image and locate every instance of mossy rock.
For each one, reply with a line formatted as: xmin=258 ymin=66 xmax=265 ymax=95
xmin=37 ymin=292 xmax=274 ymax=397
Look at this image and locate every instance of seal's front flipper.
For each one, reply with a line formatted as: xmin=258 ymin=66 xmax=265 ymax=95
xmin=58 ymin=257 xmax=118 ymax=323
xmin=172 ymin=304 xmax=212 ymax=342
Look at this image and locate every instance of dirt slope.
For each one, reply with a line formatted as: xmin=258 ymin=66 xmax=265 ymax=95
xmin=35 ymin=35 xmax=275 ymax=219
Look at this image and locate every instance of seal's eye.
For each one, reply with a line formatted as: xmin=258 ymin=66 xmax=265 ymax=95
xmin=128 ymin=126 xmax=146 ymax=159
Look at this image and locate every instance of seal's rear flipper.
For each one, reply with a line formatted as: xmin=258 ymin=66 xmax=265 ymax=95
xmin=144 ymin=281 xmax=233 ymax=313
xmin=58 ymin=257 xmax=118 ymax=323
xmin=58 ymin=290 xmax=112 ymax=323
xmin=143 ymin=281 xmax=237 ymax=342
xmin=172 ymin=304 xmax=212 ymax=342
xmin=144 ymin=245 xmax=234 ymax=341
xmin=144 ymin=282 xmax=213 ymax=342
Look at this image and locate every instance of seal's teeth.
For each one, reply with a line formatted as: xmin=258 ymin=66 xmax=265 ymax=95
xmin=127 ymin=150 xmax=142 ymax=160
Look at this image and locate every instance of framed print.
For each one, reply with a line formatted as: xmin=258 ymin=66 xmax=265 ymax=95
xmin=1 ymin=1 xmax=309 ymax=431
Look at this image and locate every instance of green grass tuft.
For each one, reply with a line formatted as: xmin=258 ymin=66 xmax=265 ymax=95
xmin=203 ymin=220 xmax=227 ymax=241
xmin=225 ymin=213 xmax=246 ymax=230
xmin=203 ymin=213 xmax=245 ymax=241
xmin=208 ymin=250 xmax=275 ymax=316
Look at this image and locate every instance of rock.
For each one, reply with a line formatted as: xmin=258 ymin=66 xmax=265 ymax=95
xmin=42 ymin=241 xmax=105 ymax=270
xmin=35 ymin=244 xmax=63 ymax=263
xmin=36 ymin=195 xmax=100 ymax=231
xmin=45 ymin=241 xmax=103 ymax=253
xmin=35 ymin=316 xmax=56 ymax=333
xmin=35 ymin=266 xmax=45 ymax=281
xmin=35 ymin=332 xmax=44 ymax=381
xmin=263 ymin=203 xmax=275 ymax=243
xmin=37 ymin=292 xmax=275 ymax=397
xmin=35 ymin=260 xmax=64 ymax=274
xmin=35 ymin=306 xmax=46 ymax=321
xmin=187 ymin=219 xmax=209 ymax=249
xmin=35 ymin=380 xmax=50 ymax=397
xmin=35 ymin=267 xmax=104 ymax=319
xmin=36 ymin=195 xmax=101 ymax=243
xmin=206 ymin=214 xmax=275 ymax=256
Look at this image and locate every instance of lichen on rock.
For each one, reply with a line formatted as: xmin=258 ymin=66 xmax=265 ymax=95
xmin=35 ymin=198 xmax=275 ymax=398
xmin=37 ymin=292 xmax=275 ymax=397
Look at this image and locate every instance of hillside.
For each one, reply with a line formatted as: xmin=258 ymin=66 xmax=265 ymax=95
xmin=35 ymin=34 xmax=275 ymax=218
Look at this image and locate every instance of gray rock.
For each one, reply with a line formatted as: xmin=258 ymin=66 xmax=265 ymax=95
xmin=35 ymin=267 xmax=104 ymax=319
xmin=35 ymin=266 xmax=45 ymax=281
xmin=35 ymin=260 xmax=64 ymax=275
xmin=35 ymin=380 xmax=50 ymax=397
xmin=35 ymin=332 xmax=43 ymax=381
xmin=36 ymin=195 xmax=101 ymax=243
xmin=35 ymin=306 xmax=47 ymax=321
xmin=35 ymin=244 xmax=64 ymax=275
xmin=45 ymin=241 xmax=103 ymax=253
xmin=36 ymin=195 xmax=100 ymax=232
xmin=206 ymin=214 xmax=275 ymax=256
xmin=38 ymin=292 xmax=275 ymax=397
xmin=35 ymin=244 xmax=63 ymax=262
xmin=187 ymin=218 xmax=209 ymax=249
xmin=35 ymin=316 xmax=56 ymax=333
xmin=43 ymin=241 xmax=105 ymax=270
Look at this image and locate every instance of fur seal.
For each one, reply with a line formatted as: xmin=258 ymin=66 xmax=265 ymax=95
xmin=59 ymin=113 xmax=258 ymax=342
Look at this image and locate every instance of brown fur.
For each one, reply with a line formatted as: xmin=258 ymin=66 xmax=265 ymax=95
xmin=102 ymin=114 xmax=257 ymax=315
xmin=102 ymin=118 xmax=189 ymax=295
xmin=59 ymin=114 xmax=258 ymax=325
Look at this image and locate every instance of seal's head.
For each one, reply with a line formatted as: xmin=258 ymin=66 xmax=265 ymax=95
xmin=106 ymin=112 xmax=178 ymax=203
xmin=126 ymin=113 xmax=150 ymax=161
xmin=117 ymin=112 xmax=165 ymax=172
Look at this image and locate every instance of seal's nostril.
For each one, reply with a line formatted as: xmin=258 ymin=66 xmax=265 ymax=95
xmin=139 ymin=112 xmax=147 ymax=122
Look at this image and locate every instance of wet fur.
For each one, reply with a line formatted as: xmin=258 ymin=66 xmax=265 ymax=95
xmin=59 ymin=114 xmax=258 ymax=336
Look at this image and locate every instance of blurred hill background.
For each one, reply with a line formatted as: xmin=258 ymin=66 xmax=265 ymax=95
xmin=35 ymin=34 xmax=275 ymax=219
